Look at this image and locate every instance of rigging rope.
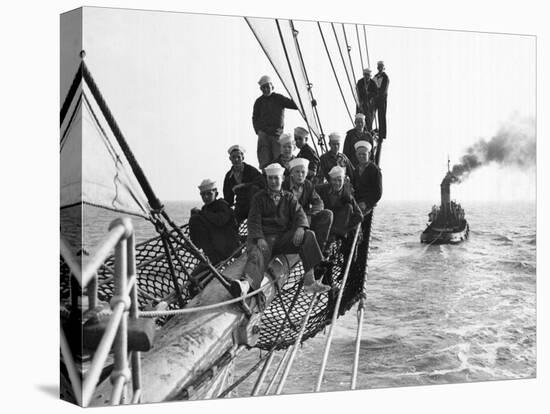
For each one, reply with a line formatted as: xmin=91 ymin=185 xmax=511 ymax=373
xmin=331 ymin=23 xmax=359 ymax=108
xmin=290 ymin=20 xmax=327 ymax=154
xmin=315 ymin=224 xmax=362 ymax=392
xmin=342 ymin=24 xmax=358 ymax=94
xmin=363 ymin=25 xmax=371 ymax=67
xmin=355 ymin=24 xmax=365 ymax=72
xmin=317 ymin=22 xmax=354 ymax=125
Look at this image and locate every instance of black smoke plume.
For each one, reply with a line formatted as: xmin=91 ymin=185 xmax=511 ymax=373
xmin=451 ymin=116 xmax=535 ymax=183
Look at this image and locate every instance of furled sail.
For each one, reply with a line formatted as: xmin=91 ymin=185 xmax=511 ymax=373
xmin=246 ymin=17 xmax=323 ymax=143
xmin=60 ymin=68 xmax=151 ymax=218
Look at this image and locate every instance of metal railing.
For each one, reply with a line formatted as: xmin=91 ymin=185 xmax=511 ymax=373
xmin=60 ymin=217 xmax=142 ymax=407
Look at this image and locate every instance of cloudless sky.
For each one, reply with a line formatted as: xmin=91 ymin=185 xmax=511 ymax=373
xmin=61 ymin=7 xmax=536 ymax=204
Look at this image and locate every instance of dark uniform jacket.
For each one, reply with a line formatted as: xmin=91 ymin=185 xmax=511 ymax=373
xmin=352 ymin=162 xmax=383 ymax=210
xmin=282 ymin=178 xmax=323 ymax=216
xmin=343 ymin=128 xmax=374 ymax=167
xmin=297 ymin=144 xmax=320 ymax=178
xmin=316 ymin=182 xmax=362 ymax=217
xmin=356 ymin=77 xmax=377 ymax=112
xmin=247 ymin=189 xmax=309 ymax=242
xmin=318 ymin=151 xmax=355 ymax=182
xmin=373 ymin=72 xmax=390 ymax=97
xmin=252 ymin=93 xmax=298 ymax=136
xmin=223 ymin=162 xmax=265 ymax=207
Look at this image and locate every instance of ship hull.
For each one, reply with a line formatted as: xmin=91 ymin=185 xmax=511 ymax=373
xmin=420 ymin=221 xmax=469 ymax=244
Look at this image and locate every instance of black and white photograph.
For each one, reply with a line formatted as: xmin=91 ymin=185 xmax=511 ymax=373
xmin=54 ymin=2 xmax=540 ymax=411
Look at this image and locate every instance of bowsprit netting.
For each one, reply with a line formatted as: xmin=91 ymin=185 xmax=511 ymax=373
xmin=60 ymin=214 xmax=371 ymax=351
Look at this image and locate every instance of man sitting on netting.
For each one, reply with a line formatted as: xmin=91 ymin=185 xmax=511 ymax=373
xmin=223 ymin=144 xmax=265 ymax=224
xmin=282 ymin=157 xmax=333 ymax=256
xmin=273 ymin=133 xmax=296 ymax=177
xmin=189 ymin=179 xmax=240 ymax=275
xmin=229 ymin=163 xmax=330 ymax=297
xmin=316 ymin=166 xmax=363 ymax=240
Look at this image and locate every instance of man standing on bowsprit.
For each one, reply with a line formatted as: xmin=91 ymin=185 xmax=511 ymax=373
xmin=252 ymin=75 xmax=299 ymax=169
xmin=373 ymin=61 xmax=390 ymax=140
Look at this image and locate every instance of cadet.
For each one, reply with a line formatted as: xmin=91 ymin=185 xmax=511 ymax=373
xmin=189 ymin=179 xmax=240 ymax=265
xmin=294 ymin=126 xmax=320 ymax=181
xmin=223 ymin=145 xmax=265 ymax=224
xmin=343 ymin=113 xmax=374 ymax=167
xmin=373 ymin=61 xmax=390 ymax=140
xmin=283 ymin=157 xmax=333 ymax=253
xmin=318 ymin=132 xmax=354 ymax=182
xmin=316 ymin=166 xmax=363 ymax=239
xmin=356 ymin=68 xmax=377 ymax=130
xmin=230 ymin=163 xmax=330 ymax=296
xmin=274 ymin=133 xmax=296 ymax=177
xmin=252 ymin=75 xmax=299 ymax=169
xmin=351 ymin=141 xmax=382 ymax=215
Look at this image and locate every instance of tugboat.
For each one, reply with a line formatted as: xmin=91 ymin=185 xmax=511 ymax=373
xmin=421 ymin=159 xmax=469 ymax=244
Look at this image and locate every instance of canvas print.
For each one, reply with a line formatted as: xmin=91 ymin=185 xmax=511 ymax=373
xmin=60 ymin=7 xmax=536 ymax=407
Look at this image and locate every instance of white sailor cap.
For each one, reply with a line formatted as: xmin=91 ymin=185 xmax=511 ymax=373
xmin=294 ymin=126 xmax=309 ymax=138
xmin=227 ymin=144 xmax=246 ymax=155
xmin=198 ymin=178 xmax=217 ymax=192
xmin=328 ymin=166 xmax=346 ymax=178
xmin=289 ymin=157 xmax=309 ymax=171
xmin=328 ymin=132 xmax=343 ymax=143
xmin=355 ymin=113 xmax=366 ymax=120
xmin=279 ymin=133 xmax=294 ymax=145
xmin=377 ymin=60 xmax=384 ymax=66
xmin=258 ymin=75 xmax=273 ymax=86
xmin=363 ymin=67 xmax=372 ymax=74
xmin=264 ymin=163 xmax=286 ymax=176
xmin=354 ymin=140 xmax=372 ymax=152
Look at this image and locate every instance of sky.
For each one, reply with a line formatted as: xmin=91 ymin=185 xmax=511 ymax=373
xmin=61 ymin=7 xmax=536 ymax=204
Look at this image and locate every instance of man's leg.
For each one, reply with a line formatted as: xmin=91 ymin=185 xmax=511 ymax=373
xmin=331 ymin=204 xmax=353 ymax=237
xmin=257 ymin=130 xmax=272 ymax=169
xmin=241 ymin=240 xmax=272 ymax=291
xmin=270 ymin=133 xmax=281 ymax=163
xmin=309 ymin=210 xmax=333 ymax=252
xmin=189 ymin=215 xmax=221 ymax=262
xmin=377 ymin=97 xmax=387 ymax=139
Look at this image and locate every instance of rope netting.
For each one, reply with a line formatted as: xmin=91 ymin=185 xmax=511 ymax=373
xmin=60 ymin=216 xmax=370 ymax=351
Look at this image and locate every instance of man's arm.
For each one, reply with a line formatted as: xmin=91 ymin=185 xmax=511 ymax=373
xmin=200 ymin=200 xmax=234 ymax=227
xmin=222 ymin=172 xmax=235 ymax=206
xmin=252 ymin=98 xmax=261 ymax=134
xmin=247 ymin=193 xmax=264 ymax=241
xmin=309 ymin=186 xmax=324 ymax=215
xmin=276 ymin=93 xmax=299 ymax=110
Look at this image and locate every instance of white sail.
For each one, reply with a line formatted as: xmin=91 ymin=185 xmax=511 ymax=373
xmin=60 ymin=78 xmax=151 ymax=218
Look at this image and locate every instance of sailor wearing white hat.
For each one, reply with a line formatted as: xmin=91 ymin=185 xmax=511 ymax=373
xmin=352 ymin=140 xmax=382 ymax=215
xmin=343 ymin=114 xmax=374 ymax=167
xmin=283 ymin=158 xmax=334 ymax=259
xmin=189 ymin=179 xmax=240 ymax=266
xmin=253 ymin=76 xmax=299 ymax=169
xmin=316 ymin=165 xmax=363 ymax=239
xmin=374 ymin=60 xmax=389 ymax=139
xmin=356 ymin=67 xmax=377 ymax=131
xmin=274 ymin=133 xmax=296 ymax=175
xmin=294 ymin=126 xmax=320 ymax=181
xmin=223 ymin=145 xmax=265 ymax=223
xmin=318 ymin=132 xmax=354 ymax=182
xmin=230 ymin=161 xmax=328 ymax=296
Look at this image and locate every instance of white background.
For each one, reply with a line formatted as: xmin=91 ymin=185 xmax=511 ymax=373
xmin=0 ymin=0 xmax=547 ymax=413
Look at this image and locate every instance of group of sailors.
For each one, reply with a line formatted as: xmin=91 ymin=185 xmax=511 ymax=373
xmin=189 ymin=62 xmax=388 ymax=298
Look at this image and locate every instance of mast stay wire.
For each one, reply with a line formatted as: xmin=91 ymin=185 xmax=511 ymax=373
xmin=331 ymin=22 xmax=359 ymax=109
xmin=317 ymin=22 xmax=354 ymax=125
xmin=355 ymin=24 xmax=365 ymax=73
xmin=342 ymin=24 xmax=358 ymax=98
xmin=275 ymin=19 xmax=320 ymax=157
xmin=290 ymin=19 xmax=327 ymax=154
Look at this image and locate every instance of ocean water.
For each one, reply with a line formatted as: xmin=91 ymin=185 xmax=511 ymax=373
xmin=69 ymin=200 xmax=536 ymax=395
